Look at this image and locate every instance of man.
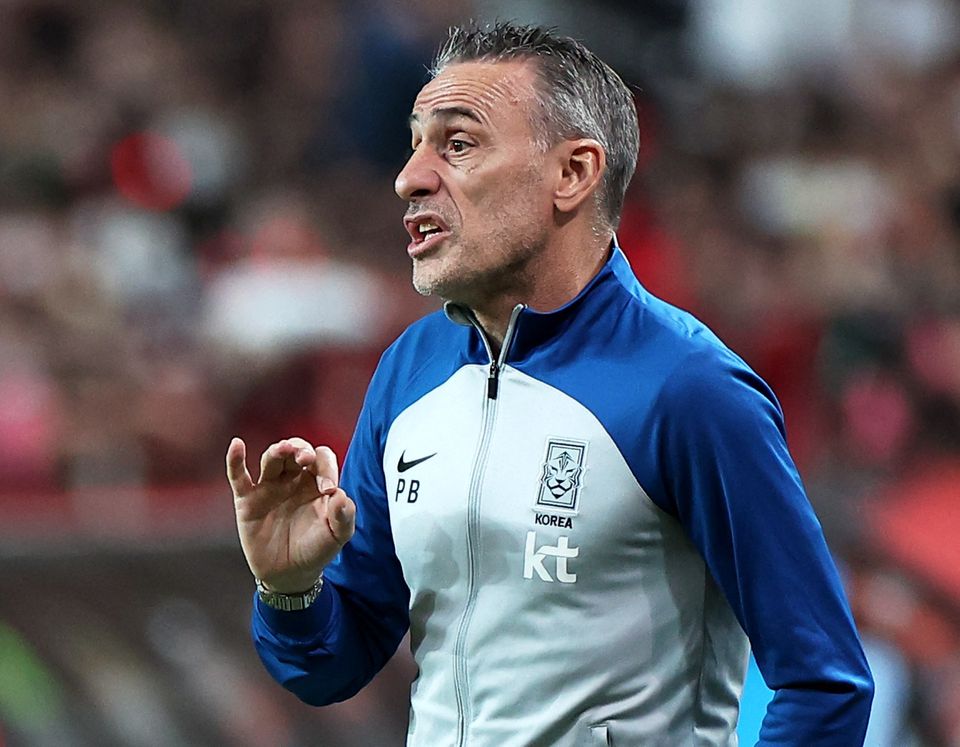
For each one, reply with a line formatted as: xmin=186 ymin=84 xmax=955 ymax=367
xmin=227 ymin=22 xmax=874 ymax=746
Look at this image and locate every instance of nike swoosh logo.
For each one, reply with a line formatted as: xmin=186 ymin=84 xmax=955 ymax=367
xmin=397 ymin=451 xmax=437 ymax=473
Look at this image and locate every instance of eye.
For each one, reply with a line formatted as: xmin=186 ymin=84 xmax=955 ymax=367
xmin=448 ymin=138 xmax=471 ymax=154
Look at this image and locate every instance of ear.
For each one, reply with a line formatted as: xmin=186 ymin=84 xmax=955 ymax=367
xmin=553 ymin=139 xmax=606 ymax=215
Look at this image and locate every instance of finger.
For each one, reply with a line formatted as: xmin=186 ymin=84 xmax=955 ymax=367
xmin=260 ymin=441 xmax=291 ymax=482
xmin=325 ymin=491 xmax=356 ymax=546
xmin=314 ymin=446 xmax=340 ymax=494
xmin=285 ymin=437 xmax=319 ymax=474
xmin=261 ymin=438 xmax=318 ymax=482
xmin=226 ymin=438 xmax=255 ymax=496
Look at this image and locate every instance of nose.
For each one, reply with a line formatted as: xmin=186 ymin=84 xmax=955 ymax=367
xmin=395 ymin=146 xmax=441 ymax=201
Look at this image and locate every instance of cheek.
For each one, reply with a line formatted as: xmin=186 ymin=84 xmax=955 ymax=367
xmin=447 ymin=157 xmax=550 ymax=236
xmin=470 ymin=166 xmax=546 ymax=212
xmin=492 ymin=173 xmax=551 ymax=227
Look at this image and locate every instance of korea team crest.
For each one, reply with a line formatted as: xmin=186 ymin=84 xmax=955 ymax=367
xmin=536 ymin=438 xmax=587 ymax=512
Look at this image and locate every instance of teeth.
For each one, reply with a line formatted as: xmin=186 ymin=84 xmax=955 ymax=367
xmin=418 ymin=222 xmax=439 ymax=234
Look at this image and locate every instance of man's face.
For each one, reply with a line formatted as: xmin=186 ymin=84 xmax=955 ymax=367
xmin=395 ymin=60 xmax=555 ymax=305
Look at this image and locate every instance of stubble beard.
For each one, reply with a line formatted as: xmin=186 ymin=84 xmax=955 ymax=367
xmin=410 ymin=160 xmax=550 ymax=305
xmin=411 ymin=230 xmax=545 ymax=307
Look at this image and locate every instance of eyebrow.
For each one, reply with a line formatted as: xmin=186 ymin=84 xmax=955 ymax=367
xmin=408 ymin=105 xmax=484 ymax=127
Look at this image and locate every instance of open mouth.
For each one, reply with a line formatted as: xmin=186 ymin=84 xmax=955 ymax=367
xmin=404 ymin=213 xmax=451 ymax=256
xmin=415 ymin=222 xmax=443 ymax=241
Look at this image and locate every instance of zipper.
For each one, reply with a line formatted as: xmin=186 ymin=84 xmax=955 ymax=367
xmin=487 ymin=361 xmax=500 ymax=399
xmin=452 ymin=304 xmax=524 ymax=746
xmin=484 ymin=305 xmax=523 ymax=400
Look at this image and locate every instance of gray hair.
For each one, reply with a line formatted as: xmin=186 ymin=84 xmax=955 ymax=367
xmin=431 ymin=21 xmax=640 ymax=230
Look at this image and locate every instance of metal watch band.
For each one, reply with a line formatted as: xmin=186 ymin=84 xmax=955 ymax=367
xmin=255 ymin=575 xmax=324 ymax=612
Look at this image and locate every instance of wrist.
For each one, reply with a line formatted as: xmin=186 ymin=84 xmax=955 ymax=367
xmin=255 ymin=573 xmax=324 ymax=611
xmin=254 ymin=565 xmax=325 ymax=595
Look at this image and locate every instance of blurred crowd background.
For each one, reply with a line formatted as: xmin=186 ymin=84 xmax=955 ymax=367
xmin=1 ymin=0 xmax=959 ymax=745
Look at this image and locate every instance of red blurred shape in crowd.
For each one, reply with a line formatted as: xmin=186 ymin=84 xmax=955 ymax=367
xmin=110 ymin=132 xmax=192 ymax=211
xmin=870 ymin=459 xmax=960 ymax=607
xmin=841 ymin=369 xmax=915 ymax=465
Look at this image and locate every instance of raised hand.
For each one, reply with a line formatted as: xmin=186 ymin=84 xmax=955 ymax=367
xmin=227 ymin=436 xmax=356 ymax=593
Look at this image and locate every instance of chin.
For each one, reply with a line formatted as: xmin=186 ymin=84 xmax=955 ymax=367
xmin=413 ymin=278 xmax=458 ymax=300
xmin=412 ymin=271 xmax=449 ymax=299
xmin=411 ymin=256 xmax=496 ymax=305
xmin=412 ymin=274 xmax=464 ymax=303
xmin=412 ymin=259 xmax=459 ymax=299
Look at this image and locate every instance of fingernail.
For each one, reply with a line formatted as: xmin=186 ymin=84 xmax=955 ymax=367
xmin=319 ymin=477 xmax=336 ymax=493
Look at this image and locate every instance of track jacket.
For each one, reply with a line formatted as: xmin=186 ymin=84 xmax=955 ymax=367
xmin=252 ymin=245 xmax=874 ymax=746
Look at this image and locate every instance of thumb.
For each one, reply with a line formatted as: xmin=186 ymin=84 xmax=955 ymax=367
xmin=327 ymin=492 xmax=356 ymax=547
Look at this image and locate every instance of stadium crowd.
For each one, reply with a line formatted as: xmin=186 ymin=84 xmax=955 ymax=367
xmin=1 ymin=0 xmax=959 ymax=744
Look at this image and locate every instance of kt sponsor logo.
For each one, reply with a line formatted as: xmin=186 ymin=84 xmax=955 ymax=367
xmin=523 ymin=531 xmax=579 ymax=583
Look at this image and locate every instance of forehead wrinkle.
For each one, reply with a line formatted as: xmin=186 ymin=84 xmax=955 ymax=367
xmin=423 ymin=106 xmax=484 ymax=127
xmin=411 ymin=63 xmax=536 ymax=129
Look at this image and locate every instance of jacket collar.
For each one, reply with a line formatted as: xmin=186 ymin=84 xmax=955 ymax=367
xmin=443 ymin=238 xmax=635 ymax=363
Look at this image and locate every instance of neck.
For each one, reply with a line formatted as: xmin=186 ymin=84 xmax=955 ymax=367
xmin=471 ymin=229 xmax=614 ymax=353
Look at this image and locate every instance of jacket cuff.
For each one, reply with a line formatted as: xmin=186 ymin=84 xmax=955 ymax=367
xmin=253 ymin=578 xmax=337 ymax=640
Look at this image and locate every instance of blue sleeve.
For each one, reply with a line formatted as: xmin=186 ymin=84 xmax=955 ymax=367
xmin=655 ymin=351 xmax=874 ymax=745
xmin=251 ymin=367 xmax=411 ymax=705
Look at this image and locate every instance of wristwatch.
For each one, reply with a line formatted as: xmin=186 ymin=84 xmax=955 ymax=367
xmin=255 ymin=575 xmax=324 ymax=611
